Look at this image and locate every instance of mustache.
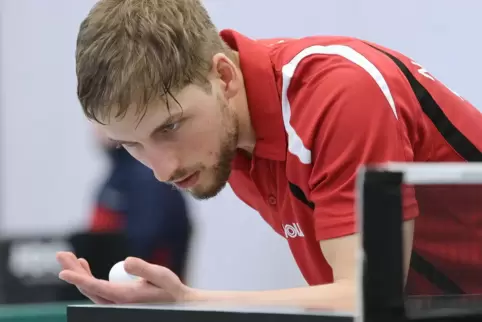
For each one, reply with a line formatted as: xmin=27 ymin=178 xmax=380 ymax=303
xmin=167 ymin=166 xmax=202 ymax=182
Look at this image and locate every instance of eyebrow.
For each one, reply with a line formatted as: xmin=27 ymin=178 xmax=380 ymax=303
xmin=148 ymin=112 xmax=182 ymax=138
xmin=109 ymin=138 xmax=135 ymax=146
xmin=109 ymin=112 xmax=182 ymax=146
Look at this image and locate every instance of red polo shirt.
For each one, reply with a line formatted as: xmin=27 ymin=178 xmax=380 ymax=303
xmin=221 ymin=29 xmax=482 ymax=294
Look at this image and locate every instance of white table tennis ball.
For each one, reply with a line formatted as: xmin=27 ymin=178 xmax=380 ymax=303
xmin=108 ymin=260 xmax=140 ymax=282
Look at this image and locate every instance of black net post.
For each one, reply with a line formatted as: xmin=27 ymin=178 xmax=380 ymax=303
xmin=359 ymin=169 xmax=406 ymax=322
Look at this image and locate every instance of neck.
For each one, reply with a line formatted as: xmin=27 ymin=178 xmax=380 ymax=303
xmin=230 ymin=51 xmax=256 ymax=154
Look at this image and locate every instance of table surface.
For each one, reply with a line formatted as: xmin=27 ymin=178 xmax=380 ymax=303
xmin=67 ymin=303 xmax=354 ymax=322
xmin=2 ymin=296 xmax=482 ymax=322
xmin=66 ymin=296 xmax=482 ymax=322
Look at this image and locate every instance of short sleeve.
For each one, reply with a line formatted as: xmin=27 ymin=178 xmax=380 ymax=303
xmin=306 ymin=64 xmax=419 ymax=241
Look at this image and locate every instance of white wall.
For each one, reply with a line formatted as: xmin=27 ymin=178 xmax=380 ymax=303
xmin=1 ymin=0 xmax=481 ymax=291
xmin=0 ymin=0 xmax=105 ymax=235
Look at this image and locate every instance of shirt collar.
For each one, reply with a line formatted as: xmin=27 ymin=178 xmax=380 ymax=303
xmin=220 ymin=29 xmax=287 ymax=161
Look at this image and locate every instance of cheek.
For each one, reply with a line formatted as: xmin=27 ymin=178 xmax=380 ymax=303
xmin=182 ymin=124 xmax=223 ymax=160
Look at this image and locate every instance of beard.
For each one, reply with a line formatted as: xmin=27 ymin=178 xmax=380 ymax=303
xmin=188 ymin=97 xmax=239 ymax=200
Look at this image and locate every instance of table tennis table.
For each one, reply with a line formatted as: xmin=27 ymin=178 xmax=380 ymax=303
xmin=67 ymin=296 xmax=482 ymax=322
xmin=68 ymin=303 xmax=350 ymax=322
xmin=66 ymin=164 xmax=482 ymax=322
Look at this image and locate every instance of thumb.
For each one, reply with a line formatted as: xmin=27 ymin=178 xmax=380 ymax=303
xmin=124 ymin=257 xmax=185 ymax=296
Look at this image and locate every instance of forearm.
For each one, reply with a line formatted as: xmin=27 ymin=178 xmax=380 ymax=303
xmin=188 ymin=280 xmax=355 ymax=311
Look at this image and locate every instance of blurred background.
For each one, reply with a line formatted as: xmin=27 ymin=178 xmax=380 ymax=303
xmin=0 ymin=0 xmax=481 ymax=320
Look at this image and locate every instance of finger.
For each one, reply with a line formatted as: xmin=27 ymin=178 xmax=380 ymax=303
xmin=58 ymin=267 xmax=112 ymax=304
xmin=57 ymin=254 xmax=111 ymax=303
xmin=78 ymin=258 xmax=92 ymax=275
xmin=76 ymin=260 xmax=109 ymax=303
xmin=60 ymin=270 xmax=132 ymax=303
xmin=56 ymin=251 xmax=75 ymax=269
xmin=60 ymin=270 xmax=169 ymax=304
xmin=56 ymin=252 xmax=84 ymax=273
xmin=78 ymin=287 xmax=114 ymax=305
xmin=124 ymin=257 xmax=184 ymax=296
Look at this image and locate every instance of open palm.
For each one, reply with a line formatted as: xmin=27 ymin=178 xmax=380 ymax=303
xmin=56 ymin=251 xmax=194 ymax=304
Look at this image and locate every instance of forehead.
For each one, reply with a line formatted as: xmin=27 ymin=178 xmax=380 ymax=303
xmin=94 ymin=99 xmax=169 ymax=140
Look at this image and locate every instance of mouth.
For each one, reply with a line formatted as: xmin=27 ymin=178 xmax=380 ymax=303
xmin=172 ymin=171 xmax=200 ymax=189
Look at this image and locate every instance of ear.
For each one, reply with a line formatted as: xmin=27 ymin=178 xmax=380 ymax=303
xmin=211 ymin=53 xmax=241 ymax=100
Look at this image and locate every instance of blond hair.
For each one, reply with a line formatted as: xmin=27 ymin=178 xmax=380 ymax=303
xmin=76 ymin=0 xmax=231 ymax=122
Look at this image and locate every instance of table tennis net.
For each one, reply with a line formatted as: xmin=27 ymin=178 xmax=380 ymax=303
xmin=358 ymin=163 xmax=482 ymax=321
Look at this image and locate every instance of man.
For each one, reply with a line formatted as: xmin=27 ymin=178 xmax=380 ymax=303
xmin=57 ymin=0 xmax=482 ymax=308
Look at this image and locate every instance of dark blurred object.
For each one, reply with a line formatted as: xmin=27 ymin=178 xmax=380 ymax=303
xmin=90 ymin=146 xmax=192 ymax=280
xmin=0 ymin=231 xmax=128 ymax=304
xmin=406 ymin=295 xmax=482 ymax=319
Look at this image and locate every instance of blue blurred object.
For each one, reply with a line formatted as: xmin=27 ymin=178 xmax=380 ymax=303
xmin=93 ymin=147 xmax=192 ymax=279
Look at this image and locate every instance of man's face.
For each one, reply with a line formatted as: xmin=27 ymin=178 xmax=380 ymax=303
xmin=96 ymin=82 xmax=240 ymax=200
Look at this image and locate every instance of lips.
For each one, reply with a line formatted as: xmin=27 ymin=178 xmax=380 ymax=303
xmin=173 ymin=172 xmax=200 ymax=189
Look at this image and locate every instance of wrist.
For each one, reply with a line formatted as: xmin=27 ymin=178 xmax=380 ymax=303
xmin=180 ymin=287 xmax=246 ymax=303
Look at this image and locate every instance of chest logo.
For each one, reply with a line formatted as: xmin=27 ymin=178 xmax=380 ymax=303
xmin=283 ymin=223 xmax=305 ymax=239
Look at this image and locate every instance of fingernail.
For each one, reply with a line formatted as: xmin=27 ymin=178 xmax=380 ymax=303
xmin=124 ymin=257 xmax=137 ymax=269
xmin=58 ymin=272 xmax=70 ymax=282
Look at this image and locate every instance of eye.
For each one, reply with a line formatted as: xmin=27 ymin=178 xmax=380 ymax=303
xmin=161 ymin=121 xmax=181 ymax=133
xmin=121 ymin=142 xmax=139 ymax=148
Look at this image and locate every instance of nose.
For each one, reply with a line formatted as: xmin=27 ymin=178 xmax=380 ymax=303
xmin=145 ymin=148 xmax=179 ymax=182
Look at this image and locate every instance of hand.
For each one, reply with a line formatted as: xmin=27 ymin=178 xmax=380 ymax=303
xmin=56 ymin=251 xmax=196 ymax=304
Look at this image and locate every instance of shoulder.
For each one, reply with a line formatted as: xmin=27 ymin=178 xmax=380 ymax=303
xmin=275 ymin=37 xmax=401 ymax=134
xmin=273 ymin=36 xmax=401 ymax=94
xmin=270 ymin=38 xmax=413 ymax=170
xmin=271 ymin=36 xmax=404 ymax=113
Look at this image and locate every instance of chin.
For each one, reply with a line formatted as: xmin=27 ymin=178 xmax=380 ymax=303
xmin=189 ymin=180 xmax=229 ymax=200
